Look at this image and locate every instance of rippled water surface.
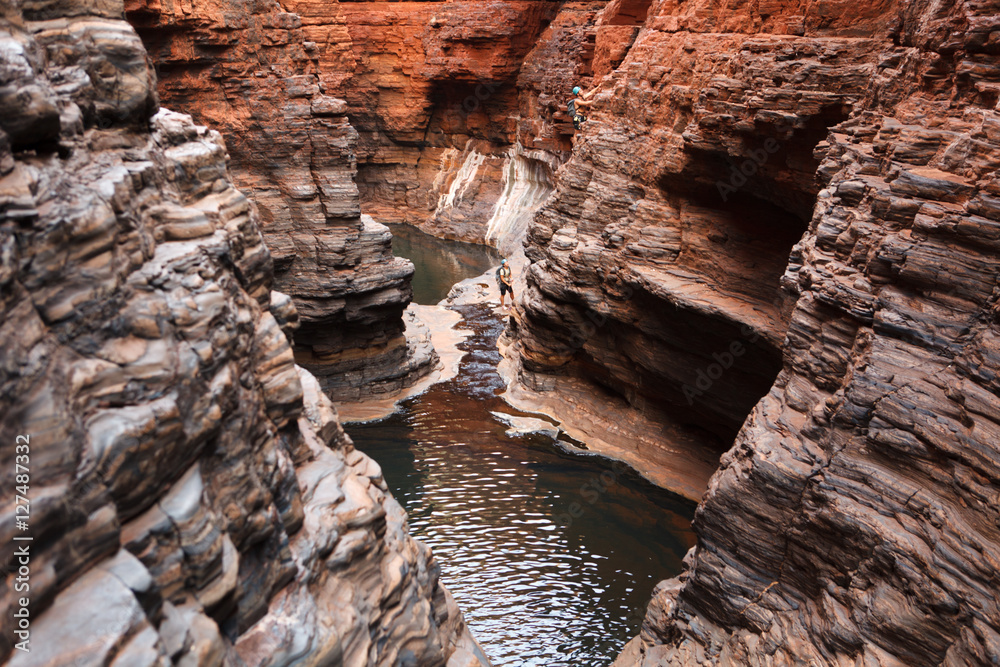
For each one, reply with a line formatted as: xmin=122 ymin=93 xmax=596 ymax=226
xmin=348 ymin=226 xmax=697 ymax=666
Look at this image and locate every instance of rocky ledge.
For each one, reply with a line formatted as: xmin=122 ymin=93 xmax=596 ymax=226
xmin=0 ymin=3 xmax=487 ymax=665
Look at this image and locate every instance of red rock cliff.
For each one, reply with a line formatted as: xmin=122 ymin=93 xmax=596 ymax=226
xmin=129 ymin=0 xmax=654 ymax=252
xmin=124 ymin=0 xmax=437 ymax=401
xmin=499 ymin=0 xmax=1000 ymax=663
xmin=280 ymin=0 xmax=624 ymax=250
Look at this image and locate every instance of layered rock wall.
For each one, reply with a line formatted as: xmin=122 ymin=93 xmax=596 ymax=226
xmin=504 ymin=0 xmax=880 ymax=497
xmin=496 ymin=0 xmax=1000 ymax=663
xmin=0 ymin=4 xmax=486 ymax=665
xmin=131 ymin=0 xmax=657 ymax=254
xmin=313 ymin=0 xmax=561 ymax=239
xmin=280 ymin=0 xmax=633 ymax=247
xmin=125 ymin=0 xmax=436 ymax=401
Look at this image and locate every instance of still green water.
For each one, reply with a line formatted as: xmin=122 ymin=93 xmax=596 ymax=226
xmin=347 ymin=225 xmax=696 ymax=666
xmin=388 ymin=223 xmax=501 ymax=305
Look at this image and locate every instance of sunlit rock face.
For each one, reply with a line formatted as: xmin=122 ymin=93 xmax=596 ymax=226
xmin=256 ymin=0 xmax=617 ymax=247
xmin=125 ymin=0 xmax=437 ymax=401
xmin=0 ymin=4 xmax=488 ymax=665
xmin=519 ymin=0 xmax=1000 ymax=664
xmin=317 ymin=0 xmax=567 ymax=241
xmin=126 ymin=0 xmax=643 ymax=252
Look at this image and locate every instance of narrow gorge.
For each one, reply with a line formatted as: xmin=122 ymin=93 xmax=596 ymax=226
xmin=3 ymin=0 xmax=1000 ymax=665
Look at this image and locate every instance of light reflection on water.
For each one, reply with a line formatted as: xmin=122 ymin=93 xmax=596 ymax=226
xmin=350 ymin=225 xmax=697 ymax=665
xmin=347 ymin=304 xmax=696 ymax=667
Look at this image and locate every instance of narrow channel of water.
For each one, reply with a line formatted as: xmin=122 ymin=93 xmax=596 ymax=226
xmin=347 ymin=225 xmax=697 ymax=666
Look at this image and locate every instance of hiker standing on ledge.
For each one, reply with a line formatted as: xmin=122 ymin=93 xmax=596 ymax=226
xmin=568 ymin=86 xmax=596 ymax=130
xmin=497 ymin=259 xmax=514 ymax=309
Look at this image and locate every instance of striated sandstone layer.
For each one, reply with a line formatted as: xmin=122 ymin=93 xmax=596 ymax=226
xmin=125 ymin=0 xmax=437 ymax=401
xmin=333 ymin=0 xmax=556 ymax=247
xmin=0 ymin=4 xmax=488 ymax=665
xmin=503 ymin=0 xmax=865 ymax=496
xmin=495 ymin=0 xmax=1000 ymax=663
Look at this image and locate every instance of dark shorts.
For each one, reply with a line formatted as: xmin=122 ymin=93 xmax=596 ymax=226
xmin=500 ymin=282 xmax=513 ymax=296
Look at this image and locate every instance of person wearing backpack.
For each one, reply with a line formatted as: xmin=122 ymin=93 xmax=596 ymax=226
xmin=568 ymin=86 xmax=595 ymax=130
xmin=496 ymin=258 xmax=514 ymax=308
